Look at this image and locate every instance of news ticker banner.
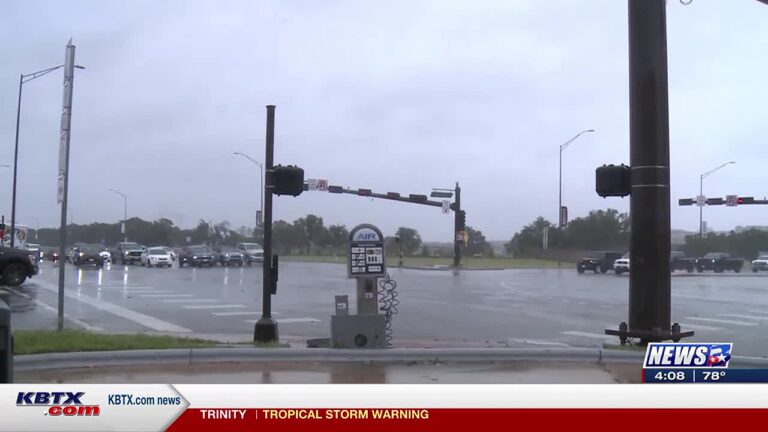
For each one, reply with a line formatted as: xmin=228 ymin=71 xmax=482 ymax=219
xmin=3 ymin=384 xmax=768 ymax=431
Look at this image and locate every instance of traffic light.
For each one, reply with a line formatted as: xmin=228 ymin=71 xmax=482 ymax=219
xmin=358 ymin=189 xmax=372 ymax=196
xmin=706 ymin=197 xmax=725 ymax=205
xmin=678 ymin=198 xmax=694 ymax=206
xmin=328 ymin=185 xmax=344 ymax=193
xmin=272 ymin=165 xmax=305 ymax=196
xmin=386 ymin=192 xmax=400 ymax=198
xmin=409 ymin=194 xmax=428 ymax=202
xmin=595 ymin=164 xmax=631 ymax=198
xmin=738 ymin=197 xmax=754 ymax=205
xmin=456 ymin=210 xmax=466 ymax=230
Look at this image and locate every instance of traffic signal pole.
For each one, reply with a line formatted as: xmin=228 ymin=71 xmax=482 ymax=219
xmin=453 ymin=182 xmax=461 ymax=269
xmin=605 ymin=0 xmax=692 ymax=344
xmin=254 ymin=105 xmax=278 ymax=343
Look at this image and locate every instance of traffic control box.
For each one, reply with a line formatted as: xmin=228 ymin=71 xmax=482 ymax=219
xmin=0 ymin=290 xmax=13 ymax=383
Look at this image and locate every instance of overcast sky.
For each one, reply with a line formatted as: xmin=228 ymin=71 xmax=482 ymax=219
xmin=1 ymin=0 xmax=766 ymax=242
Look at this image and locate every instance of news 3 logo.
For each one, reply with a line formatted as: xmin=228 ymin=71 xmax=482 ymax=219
xmin=16 ymin=392 xmax=100 ymax=417
xmin=643 ymin=343 xmax=733 ymax=369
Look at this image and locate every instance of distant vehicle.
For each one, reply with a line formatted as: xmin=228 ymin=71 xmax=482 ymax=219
xmin=178 ymin=245 xmax=216 ymax=267
xmin=41 ymin=247 xmax=59 ymax=263
xmin=752 ymin=255 xmax=768 ymax=273
xmin=99 ymin=247 xmax=112 ymax=264
xmin=614 ymin=255 xmax=630 ymax=275
xmin=113 ymin=242 xmax=144 ymax=265
xmin=0 ymin=246 xmax=38 ymax=286
xmin=695 ymin=252 xmax=744 ymax=273
xmin=25 ymin=243 xmax=42 ymax=261
xmin=156 ymin=246 xmax=177 ymax=262
xmin=215 ymin=247 xmax=244 ymax=267
xmin=577 ymin=251 xmax=624 ymax=274
xmin=670 ymin=251 xmax=695 ymax=273
xmin=72 ymin=244 xmax=105 ymax=268
xmin=141 ymin=247 xmax=173 ymax=268
xmin=236 ymin=242 xmax=264 ymax=265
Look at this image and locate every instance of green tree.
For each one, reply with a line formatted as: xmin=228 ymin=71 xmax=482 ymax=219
xmin=327 ymin=224 xmax=349 ymax=253
xmin=465 ymin=226 xmax=493 ymax=256
xmin=396 ymin=227 xmax=422 ymax=256
xmin=273 ymin=220 xmax=302 ymax=254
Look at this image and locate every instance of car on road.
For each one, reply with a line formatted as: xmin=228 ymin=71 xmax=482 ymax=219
xmin=577 ymin=251 xmax=624 ymax=274
xmin=236 ymin=242 xmax=264 ymax=265
xmin=72 ymin=244 xmax=105 ymax=268
xmin=113 ymin=242 xmax=144 ymax=265
xmin=99 ymin=247 xmax=112 ymax=264
xmin=178 ymin=245 xmax=216 ymax=267
xmin=695 ymin=252 xmax=744 ymax=273
xmin=215 ymin=247 xmax=244 ymax=267
xmin=25 ymin=243 xmax=42 ymax=261
xmin=141 ymin=247 xmax=173 ymax=268
xmin=614 ymin=255 xmax=630 ymax=275
xmin=671 ymin=251 xmax=695 ymax=273
xmin=156 ymin=246 xmax=177 ymax=262
xmin=0 ymin=246 xmax=38 ymax=286
xmin=752 ymin=255 xmax=768 ymax=273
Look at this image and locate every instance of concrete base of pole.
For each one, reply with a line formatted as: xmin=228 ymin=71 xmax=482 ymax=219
xmin=605 ymin=322 xmax=694 ymax=345
xmin=253 ymin=318 xmax=279 ymax=343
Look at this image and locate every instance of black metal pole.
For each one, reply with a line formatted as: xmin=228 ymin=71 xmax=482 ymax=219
xmin=254 ymin=105 xmax=278 ymax=343
xmin=453 ymin=182 xmax=461 ymax=269
xmin=10 ymin=75 xmax=23 ymax=248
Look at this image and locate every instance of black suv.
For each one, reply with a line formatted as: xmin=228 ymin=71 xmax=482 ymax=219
xmin=695 ymin=252 xmax=744 ymax=273
xmin=72 ymin=244 xmax=104 ymax=268
xmin=178 ymin=245 xmax=216 ymax=267
xmin=670 ymin=251 xmax=695 ymax=273
xmin=577 ymin=251 xmax=624 ymax=274
xmin=0 ymin=246 xmax=38 ymax=286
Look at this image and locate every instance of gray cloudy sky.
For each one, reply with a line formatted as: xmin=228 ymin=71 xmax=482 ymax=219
xmin=1 ymin=0 xmax=766 ymax=241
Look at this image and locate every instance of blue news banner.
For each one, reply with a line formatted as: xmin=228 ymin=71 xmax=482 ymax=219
xmin=644 ymin=369 xmax=768 ymax=383
xmin=642 ymin=342 xmax=768 ymax=383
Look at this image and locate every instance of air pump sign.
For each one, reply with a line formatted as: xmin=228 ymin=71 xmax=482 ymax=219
xmin=348 ymin=224 xmax=386 ymax=278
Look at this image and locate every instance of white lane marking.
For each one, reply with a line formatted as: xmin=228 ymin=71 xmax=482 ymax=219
xmin=677 ymin=322 xmax=723 ymax=331
xmin=211 ymin=311 xmax=281 ymax=316
xmin=686 ymin=317 xmax=758 ymax=326
xmin=719 ymin=313 xmax=768 ymax=321
xmin=162 ymin=299 xmax=218 ymax=304
xmin=182 ymin=304 xmax=247 ymax=310
xmin=12 ymin=290 xmax=104 ymax=332
xmin=33 ymin=279 xmax=191 ymax=333
xmin=746 ymin=310 xmax=768 ymax=316
xmin=139 ymin=294 xmax=194 ymax=298
xmin=245 ymin=317 xmax=320 ymax=324
xmin=560 ymin=331 xmax=614 ymax=340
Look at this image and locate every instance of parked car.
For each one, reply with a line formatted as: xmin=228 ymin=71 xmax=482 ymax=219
xmin=0 ymin=246 xmax=38 ymax=286
xmin=577 ymin=251 xmax=624 ymax=274
xmin=178 ymin=245 xmax=216 ymax=267
xmin=215 ymin=247 xmax=244 ymax=267
xmin=72 ymin=244 xmax=105 ymax=268
xmin=236 ymin=242 xmax=264 ymax=265
xmin=670 ymin=251 xmax=695 ymax=273
xmin=695 ymin=252 xmax=744 ymax=273
xmin=112 ymin=242 xmax=144 ymax=265
xmin=752 ymin=255 xmax=768 ymax=273
xmin=141 ymin=247 xmax=173 ymax=268
xmin=614 ymin=255 xmax=630 ymax=275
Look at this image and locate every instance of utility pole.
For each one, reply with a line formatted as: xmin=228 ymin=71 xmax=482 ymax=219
xmin=57 ymin=40 xmax=76 ymax=332
xmin=254 ymin=105 xmax=278 ymax=343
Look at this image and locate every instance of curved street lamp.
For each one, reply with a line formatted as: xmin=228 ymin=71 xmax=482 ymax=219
xmin=558 ymin=129 xmax=595 ymax=227
xmin=699 ymin=161 xmax=735 ymax=237
xmin=233 ymin=152 xmax=264 ymax=231
xmin=108 ymin=189 xmax=128 ymax=242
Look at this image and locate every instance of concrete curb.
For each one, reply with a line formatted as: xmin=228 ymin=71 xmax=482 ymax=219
xmin=15 ymin=347 xmax=646 ymax=372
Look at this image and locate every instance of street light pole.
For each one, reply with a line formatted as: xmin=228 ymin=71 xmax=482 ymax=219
xmin=234 ymin=152 xmax=264 ymax=232
xmin=698 ymin=161 xmax=735 ymax=237
xmin=558 ymin=129 xmax=595 ymax=228
xmin=108 ymin=189 xmax=128 ymax=242
xmin=11 ymin=63 xmax=83 ymax=249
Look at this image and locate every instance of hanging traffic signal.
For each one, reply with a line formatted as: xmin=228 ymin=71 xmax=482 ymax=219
xmin=272 ymin=165 xmax=305 ymax=196
xmin=738 ymin=197 xmax=754 ymax=205
xmin=409 ymin=194 xmax=428 ymax=202
xmin=678 ymin=198 xmax=694 ymax=206
xmin=327 ymin=185 xmax=344 ymax=194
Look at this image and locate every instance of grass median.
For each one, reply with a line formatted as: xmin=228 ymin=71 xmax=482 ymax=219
xmin=12 ymin=330 xmax=220 ymax=355
xmin=282 ymin=255 xmax=568 ymax=269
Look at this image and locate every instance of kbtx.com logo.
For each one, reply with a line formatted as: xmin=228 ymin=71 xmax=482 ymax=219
xmin=16 ymin=391 xmax=100 ymax=416
xmin=643 ymin=343 xmax=733 ymax=369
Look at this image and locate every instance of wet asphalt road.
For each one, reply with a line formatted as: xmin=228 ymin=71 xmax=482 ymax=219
xmin=6 ymin=261 xmax=768 ymax=356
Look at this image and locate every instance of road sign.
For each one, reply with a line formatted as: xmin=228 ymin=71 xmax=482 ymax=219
xmin=559 ymin=206 xmax=568 ymax=226
xmin=726 ymin=195 xmax=738 ymax=207
xmin=316 ymin=179 xmax=328 ymax=192
xmin=348 ymin=224 xmax=386 ymax=278
xmin=696 ymin=195 xmax=706 ymax=207
xmin=442 ymin=200 xmax=450 ymax=214
xmin=307 ymin=179 xmax=317 ymax=191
